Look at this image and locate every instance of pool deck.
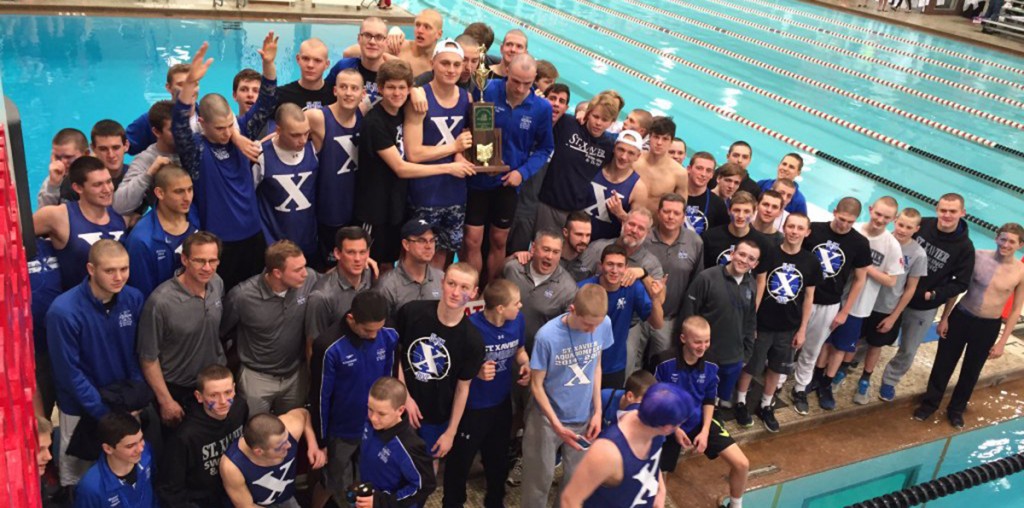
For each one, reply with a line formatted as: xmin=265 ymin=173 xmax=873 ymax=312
xmin=0 ymin=0 xmax=414 ymax=24
xmin=667 ymin=329 xmax=1024 ymax=507
xmin=802 ymin=0 xmax=1024 ymax=57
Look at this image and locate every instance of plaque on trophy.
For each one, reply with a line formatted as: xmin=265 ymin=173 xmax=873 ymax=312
xmin=469 ymin=45 xmax=509 ymax=174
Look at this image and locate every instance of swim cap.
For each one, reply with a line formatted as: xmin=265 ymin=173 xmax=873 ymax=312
xmin=637 ymin=383 xmax=696 ymax=428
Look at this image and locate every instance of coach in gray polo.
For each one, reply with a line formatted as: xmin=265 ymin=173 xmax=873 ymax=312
xmin=139 ymin=231 xmax=226 ymax=427
xmin=221 ymin=240 xmax=320 ymax=414
xmin=503 ymin=229 xmax=578 ymax=350
xmin=578 ymin=208 xmax=664 ymax=281
xmin=375 ymin=219 xmax=444 ymax=324
xmin=305 ymin=226 xmax=374 ymax=345
xmin=627 ymin=193 xmax=704 ymax=375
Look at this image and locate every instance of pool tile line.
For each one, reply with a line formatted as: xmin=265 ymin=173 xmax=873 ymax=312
xmin=456 ymin=0 xmax=1000 ymax=232
xmin=659 ymin=0 xmax=1024 ymax=109
xmin=755 ymin=0 xmax=1024 ymax=75
xmin=674 ymin=0 xmax=1024 ymax=91
xmin=556 ymin=0 xmax=1024 ymax=193
xmin=615 ymin=0 xmax=1024 ymax=132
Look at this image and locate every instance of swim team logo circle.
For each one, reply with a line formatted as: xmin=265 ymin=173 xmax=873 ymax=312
xmin=812 ymin=240 xmax=846 ymax=278
xmin=685 ymin=206 xmax=708 ymax=235
xmin=716 ymin=246 xmax=735 ymax=266
xmin=768 ymin=262 xmax=804 ymax=304
xmin=408 ymin=333 xmax=451 ymax=382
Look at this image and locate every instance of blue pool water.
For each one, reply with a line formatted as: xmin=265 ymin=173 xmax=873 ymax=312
xmin=742 ymin=416 xmax=1024 ymax=507
xmin=1 ymin=0 xmax=1022 ymax=242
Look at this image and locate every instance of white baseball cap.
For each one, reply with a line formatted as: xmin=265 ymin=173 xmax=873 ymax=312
xmin=616 ymin=129 xmax=645 ymax=151
xmin=432 ymin=38 xmax=465 ymax=59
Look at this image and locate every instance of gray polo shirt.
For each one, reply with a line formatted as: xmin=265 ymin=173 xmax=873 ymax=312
xmin=375 ymin=262 xmax=443 ymax=324
xmin=138 ymin=273 xmax=225 ymax=387
xmin=304 ymin=267 xmax=373 ymax=343
xmin=503 ymin=258 xmax=578 ymax=345
xmin=221 ymin=269 xmax=320 ymax=375
xmin=578 ymin=238 xmax=665 ymax=280
xmin=644 ymin=227 xmax=704 ymax=319
xmin=560 ymin=255 xmax=591 ymax=282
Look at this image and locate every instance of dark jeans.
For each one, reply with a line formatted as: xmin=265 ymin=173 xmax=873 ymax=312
xmin=920 ymin=308 xmax=1002 ymax=415
xmin=442 ymin=398 xmax=513 ymax=508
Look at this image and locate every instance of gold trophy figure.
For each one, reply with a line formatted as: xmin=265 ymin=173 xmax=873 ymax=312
xmin=469 ymin=45 xmax=508 ymax=173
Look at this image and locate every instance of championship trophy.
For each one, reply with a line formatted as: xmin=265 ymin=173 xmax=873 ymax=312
xmin=469 ymin=45 xmax=509 ymax=173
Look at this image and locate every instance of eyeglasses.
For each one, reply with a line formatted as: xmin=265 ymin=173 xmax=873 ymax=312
xmin=407 ymin=237 xmax=437 ymax=246
xmin=359 ymin=32 xmax=387 ymax=42
xmin=188 ymin=257 xmax=220 ymax=269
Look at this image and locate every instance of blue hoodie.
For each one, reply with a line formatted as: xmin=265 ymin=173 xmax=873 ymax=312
xmin=46 ymin=279 xmax=144 ymax=418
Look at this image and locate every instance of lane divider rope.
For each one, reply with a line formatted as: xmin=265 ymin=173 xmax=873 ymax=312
xmin=657 ymin=0 xmax=1024 ymax=109
xmin=679 ymin=0 xmax=1024 ymax=91
xmin=570 ymin=0 xmax=1024 ymax=166
xmin=740 ymin=0 xmax=1024 ymax=77
xmin=617 ymin=0 xmax=1024 ymax=131
xmin=444 ymin=0 xmax=1000 ymax=232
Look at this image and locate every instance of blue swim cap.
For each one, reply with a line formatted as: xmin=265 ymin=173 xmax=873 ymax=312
xmin=637 ymin=383 xmax=697 ymax=428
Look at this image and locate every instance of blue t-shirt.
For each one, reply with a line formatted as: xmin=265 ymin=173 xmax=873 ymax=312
xmin=530 ymin=313 xmax=614 ymax=424
xmin=467 ymin=312 xmax=525 ymax=410
xmin=653 ymin=357 xmax=718 ymax=434
xmin=757 ymin=178 xmax=807 ymax=215
xmin=578 ymin=277 xmax=653 ymax=374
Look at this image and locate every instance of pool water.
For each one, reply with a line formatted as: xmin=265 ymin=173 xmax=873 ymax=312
xmin=1 ymin=0 xmax=1022 ymax=242
xmin=742 ymin=416 xmax=1024 ymax=507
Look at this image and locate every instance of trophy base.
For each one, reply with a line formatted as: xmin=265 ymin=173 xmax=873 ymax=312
xmin=473 ymin=164 xmax=511 ymax=174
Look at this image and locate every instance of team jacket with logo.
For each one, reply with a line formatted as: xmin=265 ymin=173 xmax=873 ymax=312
xmin=359 ymin=419 xmax=437 ymax=508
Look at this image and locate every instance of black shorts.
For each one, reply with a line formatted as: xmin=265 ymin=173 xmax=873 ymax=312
xmin=362 ymin=222 xmax=402 ymax=264
xmin=466 ymin=187 xmax=518 ymax=229
xmin=686 ymin=418 xmax=737 ymax=460
xmin=863 ymin=310 xmax=903 ymax=347
xmin=745 ymin=329 xmax=796 ymax=376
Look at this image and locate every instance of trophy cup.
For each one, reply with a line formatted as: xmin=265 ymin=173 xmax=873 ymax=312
xmin=469 ymin=45 xmax=509 ymax=174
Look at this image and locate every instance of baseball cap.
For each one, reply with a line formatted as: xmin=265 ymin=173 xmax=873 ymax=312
xmin=400 ymin=218 xmax=434 ymax=239
xmin=432 ymin=38 xmax=465 ymax=59
xmin=616 ymin=129 xmax=645 ymax=152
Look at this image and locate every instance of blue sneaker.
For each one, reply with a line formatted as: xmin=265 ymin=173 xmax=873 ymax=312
xmin=817 ymin=383 xmax=836 ymax=410
xmin=853 ymin=379 xmax=870 ymax=405
xmin=879 ymin=384 xmax=896 ymax=402
xmin=832 ymin=370 xmax=848 ymax=389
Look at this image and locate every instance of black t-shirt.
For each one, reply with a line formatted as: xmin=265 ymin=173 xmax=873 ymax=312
xmin=354 ymin=103 xmax=408 ymax=225
xmin=157 ymin=398 xmax=249 ymax=507
xmin=685 ymin=189 xmax=730 ymax=236
xmin=701 ymin=225 xmax=771 ymax=274
xmin=757 ymin=247 xmax=823 ymax=331
xmin=396 ymin=300 xmax=485 ymax=425
xmin=538 ymin=115 xmax=615 ymax=211
xmin=802 ymin=222 xmax=872 ymax=305
xmin=277 ymin=80 xmax=336 ymax=111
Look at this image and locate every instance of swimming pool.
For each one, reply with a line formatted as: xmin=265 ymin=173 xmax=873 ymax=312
xmin=1 ymin=0 xmax=1021 ymax=241
xmin=741 ymin=416 xmax=1024 ymax=507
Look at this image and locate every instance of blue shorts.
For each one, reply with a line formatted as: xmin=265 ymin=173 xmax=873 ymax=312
xmin=417 ymin=422 xmax=448 ymax=454
xmin=410 ymin=204 xmax=465 ymax=252
xmin=716 ymin=361 xmax=744 ymax=402
xmin=826 ymin=316 xmax=864 ymax=353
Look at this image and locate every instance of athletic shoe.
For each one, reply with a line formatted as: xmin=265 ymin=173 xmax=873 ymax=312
xmin=506 ymin=457 xmax=523 ymax=487
xmin=791 ymin=387 xmax=809 ymax=415
xmin=734 ymin=402 xmax=754 ymax=428
xmin=817 ymin=382 xmax=836 ymax=410
xmin=879 ymin=383 xmax=896 ymax=402
xmin=913 ymin=406 xmax=934 ymax=421
xmin=853 ymin=379 xmax=871 ymax=405
xmin=757 ymin=405 xmax=780 ymax=433
xmin=806 ymin=376 xmax=820 ymax=394
xmin=832 ymin=370 xmax=848 ymax=389
xmin=948 ymin=412 xmax=965 ymax=429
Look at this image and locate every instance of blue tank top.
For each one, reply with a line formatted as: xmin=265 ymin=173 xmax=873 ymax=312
xmin=317 ymin=107 xmax=362 ymax=227
xmin=257 ymin=139 xmax=320 ymax=260
xmin=406 ymin=83 xmax=470 ymax=208
xmin=225 ymin=435 xmax=298 ymax=506
xmin=56 ymin=202 xmax=126 ymax=290
xmin=583 ymin=423 xmax=665 ymax=508
xmin=587 ymin=170 xmax=641 ymax=242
